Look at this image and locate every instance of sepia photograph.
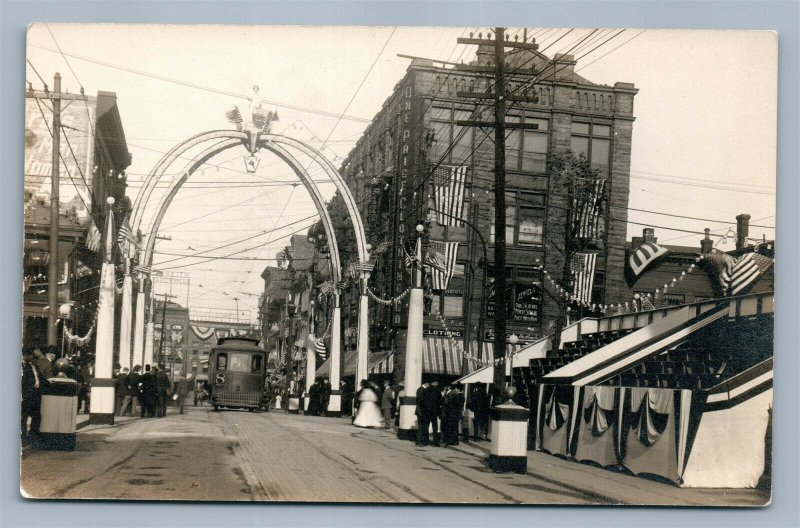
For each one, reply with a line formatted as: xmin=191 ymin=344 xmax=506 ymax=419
xmin=19 ymin=24 xmax=776 ymax=506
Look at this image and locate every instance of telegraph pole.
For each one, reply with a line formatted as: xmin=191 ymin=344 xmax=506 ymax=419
xmin=455 ymin=29 xmax=539 ymax=391
xmin=157 ymin=292 xmax=177 ymax=371
xmin=26 ymin=75 xmax=90 ymax=346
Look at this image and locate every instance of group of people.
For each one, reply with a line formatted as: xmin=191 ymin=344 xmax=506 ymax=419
xmin=414 ymin=381 xmax=466 ymax=447
xmin=20 ymin=345 xmax=96 ymax=445
xmin=304 ymin=378 xmax=332 ymax=416
xmin=114 ymin=364 xmax=196 ymax=418
xmin=352 ymin=379 xmax=398 ymax=429
xmin=344 ymin=378 xmax=492 ymax=448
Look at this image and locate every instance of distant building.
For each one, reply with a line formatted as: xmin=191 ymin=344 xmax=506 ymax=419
xmin=626 ymin=217 xmax=774 ymax=306
xmin=23 ymin=90 xmax=131 ymax=349
xmin=186 ymin=308 xmax=259 ymax=381
xmin=332 ymin=41 xmax=637 ymax=379
xmin=152 ymin=300 xmax=189 ymax=375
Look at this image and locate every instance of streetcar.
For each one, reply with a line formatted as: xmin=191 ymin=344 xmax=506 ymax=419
xmin=208 ymin=337 xmax=268 ymax=412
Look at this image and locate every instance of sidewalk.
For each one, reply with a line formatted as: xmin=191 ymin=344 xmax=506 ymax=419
xmin=447 ymin=436 xmax=769 ymax=506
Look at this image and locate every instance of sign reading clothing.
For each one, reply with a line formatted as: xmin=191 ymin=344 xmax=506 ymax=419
xmin=486 ymin=282 xmax=541 ymax=323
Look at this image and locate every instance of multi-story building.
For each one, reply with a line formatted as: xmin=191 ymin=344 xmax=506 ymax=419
xmin=152 ymin=299 xmax=189 ymax=375
xmin=23 ymin=90 xmax=131 ymax=349
xmin=186 ymin=308 xmax=259 ymax=381
xmin=334 ymin=41 xmax=637 ymax=380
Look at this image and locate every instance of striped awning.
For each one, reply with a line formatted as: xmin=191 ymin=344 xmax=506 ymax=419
xmin=315 ymin=349 xmax=358 ymax=379
xmin=368 ymin=351 xmax=394 ymax=374
xmin=422 ymin=337 xmax=464 ymax=375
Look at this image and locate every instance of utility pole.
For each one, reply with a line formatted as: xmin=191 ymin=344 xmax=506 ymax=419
xmin=455 ymin=29 xmax=539 ymax=391
xmin=157 ymin=292 xmax=177 ymax=372
xmin=26 ymin=74 xmax=85 ymax=346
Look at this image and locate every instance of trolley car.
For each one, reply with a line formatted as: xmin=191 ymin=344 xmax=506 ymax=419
xmin=208 ymin=337 xmax=268 ymax=411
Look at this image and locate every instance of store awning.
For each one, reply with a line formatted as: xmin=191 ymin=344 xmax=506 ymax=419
xmin=315 ymin=349 xmax=359 ymax=379
xmin=368 ymin=350 xmax=394 ymax=374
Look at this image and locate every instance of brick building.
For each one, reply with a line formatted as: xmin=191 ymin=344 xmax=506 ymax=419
xmin=333 ymin=41 xmax=638 ymax=379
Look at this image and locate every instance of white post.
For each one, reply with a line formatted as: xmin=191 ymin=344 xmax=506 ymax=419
xmin=89 ymin=198 xmax=117 ymax=425
xmin=326 ymin=293 xmax=342 ymax=416
xmin=304 ymin=303 xmax=316 ymax=412
xmin=399 ymin=236 xmax=424 ymax=440
xmin=118 ymin=269 xmax=133 ymax=371
xmin=355 ymin=273 xmax=370 ymax=385
xmin=144 ymin=291 xmax=155 ymax=368
xmin=132 ymin=279 xmax=145 ymax=368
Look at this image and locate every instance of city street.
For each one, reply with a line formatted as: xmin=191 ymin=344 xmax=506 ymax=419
xmin=21 ymin=406 xmax=768 ymax=506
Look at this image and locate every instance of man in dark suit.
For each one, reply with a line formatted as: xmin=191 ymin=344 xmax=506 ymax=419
xmin=115 ymin=367 xmax=130 ymax=416
xmin=416 ymin=380 xmax=442 ymax=447
xmin=125 ymin=365 xmax=142 ymax=417
xmin=154 ymin=366 xmax=172 ymax=417
xmin=140 ymin=364 xmax=158 ymax=418
xmin=21 ymin=348 xmax=42 ymax=445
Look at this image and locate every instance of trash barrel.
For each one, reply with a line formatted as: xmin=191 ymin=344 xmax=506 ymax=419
xmin=488 ymin=388 xmax=529 ymax=474
xmin=39 ymin=376 xmax=79 ymax=451
xmin=287 ymin=394 xmax=300 ymax=414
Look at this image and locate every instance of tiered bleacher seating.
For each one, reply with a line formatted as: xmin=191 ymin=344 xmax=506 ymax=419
xmin=511 ymin=329 xmax=636 ymax=406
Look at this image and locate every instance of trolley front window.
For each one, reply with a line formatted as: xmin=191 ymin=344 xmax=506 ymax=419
xmin=228 ymin=353 xmax=251 ymax=373
xmin=251 ymin=355 xmax=262 ymax=372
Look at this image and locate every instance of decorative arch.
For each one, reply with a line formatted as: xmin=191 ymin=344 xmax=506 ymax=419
xmin=129 ymin=129 xmax=371 ymax=415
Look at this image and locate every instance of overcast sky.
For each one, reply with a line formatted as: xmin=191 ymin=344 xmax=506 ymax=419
xmin=25 ymin=25 xmax=777 ymax=323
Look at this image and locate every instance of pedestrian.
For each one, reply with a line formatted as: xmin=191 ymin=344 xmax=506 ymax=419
xmin=115 ymin=367 xmax=130 ymax=416
xmin=306 ymin=380 xmax=320 ymax=416
xmin=416 ymin=380 xmax=442 ymax=447
xmin=380 ymin=379 xmax=395 ymax=430
xmin=76 ymin=358 xmax=92 ymax=414
xmin=340 ymin=380 xmax=353 ymax=418
xmin=353 ymin=380 xmax=383 ymax=428
xmin=468 ymin=384 xmax=490 ymax=441
xmin=154 ymin=366 xmax=172 ymax=417
xmin=21 ymin=348 xmax=42 ymax=446
xmin=31 ymin=345 xmax=54 ymax=381
xmin=172 ymin=372 xmax=195 ymax=414
xmin=441 ymin=383 xmax=465 ymax=447
xmin=126 ymin=365 xmax=142 ymax=416
xmin=140 ymin=364 xmax=158 ymax=418
xmin=319 ymin=378 xmax=331 ymax=415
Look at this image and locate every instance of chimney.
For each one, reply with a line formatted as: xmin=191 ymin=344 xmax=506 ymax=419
xmin=700 ymin=228 xmax=713 ymax=253
xmin=736 ymin=214 xmax=751 ymax=250
xmin=642 ymin=228 xmax=656 ymax=243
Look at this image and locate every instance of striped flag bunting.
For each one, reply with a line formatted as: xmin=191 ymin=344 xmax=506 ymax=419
xmin=86 ymin=219 xmax=102 ymax=253
xmin=357 ymin=261 xmax=375 ymax=273
xmin=425 ymin=239 xmax=459 ymax=290
xmin=572 ymin=178 xmax=606 ymax=240
xmin=133 ymin=264 xmax=152 ymax=276
xmin=728 ymin=252 xmax=773 ymax=296
xmin=571 ymin=252 xmax=597 ymax=303
xmin=335 ymin=280 xmax=349 ymax=290
xmin=626 ymin=241 xmax=670 ymax=285
xmin=315 ymin=338 xmax=327 ymax=361
xmin=432 ymin=165 xmax=468 ymax=226
xmin=318 ymin=281 xmax=334 ymax=295
xmin=404 ymin=243 xmax=419 ymax=269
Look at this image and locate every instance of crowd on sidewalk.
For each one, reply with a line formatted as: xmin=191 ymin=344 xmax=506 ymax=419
xmin=21 ymin=343 xmax=200 ymax=447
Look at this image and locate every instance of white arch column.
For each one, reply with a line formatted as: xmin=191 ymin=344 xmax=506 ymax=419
xmin=326 ymin=292 xmax=342 ymax=416
xmin=118 ymin=261 xmax=133 ymax=371
xmin=355 ymin=271 xmax=371 ymax=385
xmin=132 ymin=276 xmax=145 ymax=368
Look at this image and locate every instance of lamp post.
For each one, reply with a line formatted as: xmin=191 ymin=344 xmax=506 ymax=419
xmin=505 ymin=334 xmax=519 ymax=387
xmin=398 ymin=223 xmax=425 ymax=440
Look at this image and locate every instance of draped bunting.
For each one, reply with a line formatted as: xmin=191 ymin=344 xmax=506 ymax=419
xmin=191 ymin=325 xmax=216 ymax=341
xmin=629 ymin=388 xmax=672 ymax=447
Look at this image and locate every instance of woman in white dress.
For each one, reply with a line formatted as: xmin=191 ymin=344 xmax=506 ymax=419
xmin=353 ymin=380 xmax=384 ymax=428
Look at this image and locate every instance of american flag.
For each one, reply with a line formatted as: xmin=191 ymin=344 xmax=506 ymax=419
xmin=728 ymin=252 xmax=773 ymax=296
xmin=357 ymin=261 xmax=375 ymax=273
xmin=225 ymin=106 xmax=243 ymax=125
xmin=86 ymin=219 xmax=102 ymax=253
xmin=318 ymin=281 xmax=334 ymax=295
xmin=702 ymin=250 xmax=736 ymax=294
xmin=425 ymin=240 xmax=459 ymax=290
xmin=117 ymin=213 xmax=139 ymax=251
xmin=432 ymin=165 xmax=468 ymax=226
xmin=572 ymin=178 xmax=606 ymax=239
xmin=571 ymin=252 xmax=597 ymax=303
